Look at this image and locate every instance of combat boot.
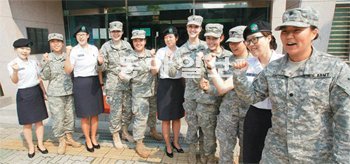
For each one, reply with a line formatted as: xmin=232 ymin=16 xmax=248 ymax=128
xmin=135 ymin=139 xmax=151 ymax=158
xmin=121 ymin=125 xmax=135 ymax=142
xmin=66 ymin=133 xmax=82 ymax=147
xmin=57 ymin=136 xmax=66 ymax=155
xmin=113 ymin=132 xmax=126 ymax=149
xmin=188 ymin=143 xmax=197 ymax=163
xmin=150 ymin=127 xmax=163 ymax=141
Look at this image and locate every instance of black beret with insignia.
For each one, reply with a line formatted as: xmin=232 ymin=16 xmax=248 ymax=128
xmin=74 ymin=25 xmax=89 ymax=37
xmin=162 ymin=26 xmax=178 ymax=38
xmin=243 ymin=20 xmax=271 ymax=40
xmin=13 ymin=38 xmax=33 ymax=48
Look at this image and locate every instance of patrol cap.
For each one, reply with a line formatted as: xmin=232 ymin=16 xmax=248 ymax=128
xmin=243 ymin=20 xmax=271 ymax=40
xmin=275 ymin=7 xmax=319 ymax=31
xmin=226 ymin=25 xmax=246 ymax=43
xmin=13 ymin=38 xmax=33 ymax=48
xmin=187 ymin=15 xmax=203 ymax=26
xmin=204 ymin=23 xmax=224 ymax=38
xmin=131 ymin=30 xmax=146 ymax=39
xmin=109 ymin=21 xmax=123 ymax=31
xmin=74 ymin=25 xmax=89 ymax=37
xmin=48 ymin=33 xmax=64 ymax=41
xmin=162 ymin=26 xmax=178 ymax=37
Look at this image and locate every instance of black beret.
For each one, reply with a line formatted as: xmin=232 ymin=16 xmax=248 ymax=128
xmin=74 ymin=25 xmax=89 ymax=37
xmin=162 ymin=26 xmax=178 ymax=37
xmin=243 ymin=20 xmax=271 ymax=40
xmin=13 ymin=38 xmax=33 ymax=48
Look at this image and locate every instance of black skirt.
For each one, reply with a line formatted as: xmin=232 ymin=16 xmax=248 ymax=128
xmin=73 ymin=76 xmax=104 ymax=118
xmin=157 ymin=78 xmax=185 ymax=120
xmin=16 ymin=85 xmax=48 ymax=125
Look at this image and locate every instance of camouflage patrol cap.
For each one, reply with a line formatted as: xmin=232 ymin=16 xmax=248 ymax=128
xmin=187 ymin=15 xmax=203 ymax=26
xmin=48 ymin=33 xmax=64 ymax=41
xmin=204 ymin=23 xmax=224 ymax=38
xmin=131 ymin=30 xmax=146 ymax=39
xmin=275 ymin=7 xmax=319 ymax=31
xmin=109 ymin=21 xmax=123 ymax=31
xmin=226 ymin=26 xmax=246 ymax=43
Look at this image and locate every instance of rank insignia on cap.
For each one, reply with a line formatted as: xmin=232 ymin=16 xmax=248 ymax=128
xmin=169 ymin=28 xmax=173 ymax=33
xmin=81 ymin=26 xmax=86 ymax=31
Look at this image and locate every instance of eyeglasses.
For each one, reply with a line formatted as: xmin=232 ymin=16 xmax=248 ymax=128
xmin=244 ymin=36 xmax=264 ymax=45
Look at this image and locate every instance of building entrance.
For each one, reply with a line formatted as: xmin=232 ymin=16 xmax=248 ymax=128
xmin=63 ymin=1 xmax=271 ymax=50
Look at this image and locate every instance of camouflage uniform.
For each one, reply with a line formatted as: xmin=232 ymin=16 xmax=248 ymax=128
xmin=41 ymin=52 xmax=74 ymax=138
xmin=169 ymin=40 xmax=207 ymax=145
xmin=211 ymin=26 xmax=249 ymax=164
xmin=100 ymin=39 xmax=133 ymax=134
xmin=232 ymin=49 xmax=350 ymax=163
xmin=127 ymin=49 xmax=156 ymax=140
xmin=147 ymin=94 xmax=157 ymax=129
xmin=213 ymin=57 xmax=250 ymax=163
xmin=197 ymin=47 xmax=236 ymax=158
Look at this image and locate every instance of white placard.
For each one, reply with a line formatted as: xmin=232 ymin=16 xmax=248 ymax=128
xmin=92 ymin=28 xmax=99 ymax=39
xmin=100 ymin=28 xmax=107 ymax=39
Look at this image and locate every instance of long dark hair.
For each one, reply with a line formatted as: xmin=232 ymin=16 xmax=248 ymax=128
xmin=261 ymin=31 xmax=277 ymax=50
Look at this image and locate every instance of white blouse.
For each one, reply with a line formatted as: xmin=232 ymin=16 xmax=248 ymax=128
xmin=155 ymin=46 xmax=182 ymax=79
xmin=246 ymin=51 xmax=284 ymax=109
xmin=70 ymin=44 xmax=99 ymax=77
xmin=8 ymin=57 xmax=40 ymax=89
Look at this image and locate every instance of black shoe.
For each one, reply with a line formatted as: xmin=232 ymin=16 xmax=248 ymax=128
xmin=92 ymin=143 xmax=100 ymax=149
xmin=28 ymin=151 xmax=35 ymax=158
xmin=37 ymin=145 xmax=48 ymax=154
xmin=165 ymin=146 xmax=173 ymax=158
xmin=85 ymin=142 xmax=94 ymax=152
xmin=171 ymin=142 xmax=184 ymax=153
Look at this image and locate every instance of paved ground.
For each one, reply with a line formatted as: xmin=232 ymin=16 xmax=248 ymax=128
xmin=0 ymin=103 xmax=239 ymax=164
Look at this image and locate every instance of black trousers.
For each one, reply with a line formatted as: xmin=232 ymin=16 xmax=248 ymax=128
xmin=243 ymin=105 xmax=272 ymax=163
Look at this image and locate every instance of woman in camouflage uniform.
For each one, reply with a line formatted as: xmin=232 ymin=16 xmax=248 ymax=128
xmin=41 ymin=33 xmax=81 ymax=155
xmin=201 ymin=25 xmax=250 ymax=163
xmin=233 ymin=7 xmax=350 ymax=163
xmin=119 ymin=30 xmax=156 ymax=158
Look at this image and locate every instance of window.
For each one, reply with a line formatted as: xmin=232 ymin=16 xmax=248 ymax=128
xmin=26 ymin=27 xmax=49 ymax=54
xmin=327 ymin=3 xmax=350 ymax=64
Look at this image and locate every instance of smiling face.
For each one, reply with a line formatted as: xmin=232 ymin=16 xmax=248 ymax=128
xmin=280 ymin=26 xmax=318 ymax=61
xmin=132 ymin=38 xmax=146 ymax=52
xmin=245 ymin=32 xmax=271 ymax=58
xmin=164 ymin=34 xmax=178 ymax=48
xmin=187 ymin=24 xmax=202 ymax=39
xmin=49 ymin=39 xmax=64 ymax=53
xmin=110 ymin=30 xmax=123 ymax=42
xmin=229 ymin=41 xmax=247 ymax=57
xmin=16 ymin=47 xmax=31 ymax=60
xmin=75 ymin=32 xmax=89 ymax=46
xmin=205 ymin=35 xmax=224 ymax=52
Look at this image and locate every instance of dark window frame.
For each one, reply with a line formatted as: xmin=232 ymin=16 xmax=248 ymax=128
xmin=26 ymin=27 xmax=49 ymax=54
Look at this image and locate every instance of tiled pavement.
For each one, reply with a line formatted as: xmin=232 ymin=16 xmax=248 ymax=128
xmin=0 ymin=123 xmax=190 ymax=164
xmin=0 ymin=103 xmax=239 ymax=164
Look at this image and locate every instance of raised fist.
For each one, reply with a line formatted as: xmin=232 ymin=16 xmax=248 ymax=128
xmin=43 ymin=52 xmax=49 ymax=62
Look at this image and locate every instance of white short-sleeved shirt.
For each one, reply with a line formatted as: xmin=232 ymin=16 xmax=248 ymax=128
xmin=70 ymin=44 xmax=99 ymax=77
xmin=246 ymin=51 xmax=284 ymax=109
xmin=155 ymin=46 xmax=182 ymax=79
xmin=7 ymin=57 xmax=40 ymax=89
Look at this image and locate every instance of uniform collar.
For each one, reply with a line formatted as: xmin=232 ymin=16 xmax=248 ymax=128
xmin=110 ymin=40 xmax=128 ymax=50
xmin=50 ymin=52 xmax=65 ymax=61
xmin=275 ymin=47 xmax=319 ymax=76
xmin=185 ymin=40 xmax=206 ymax=52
